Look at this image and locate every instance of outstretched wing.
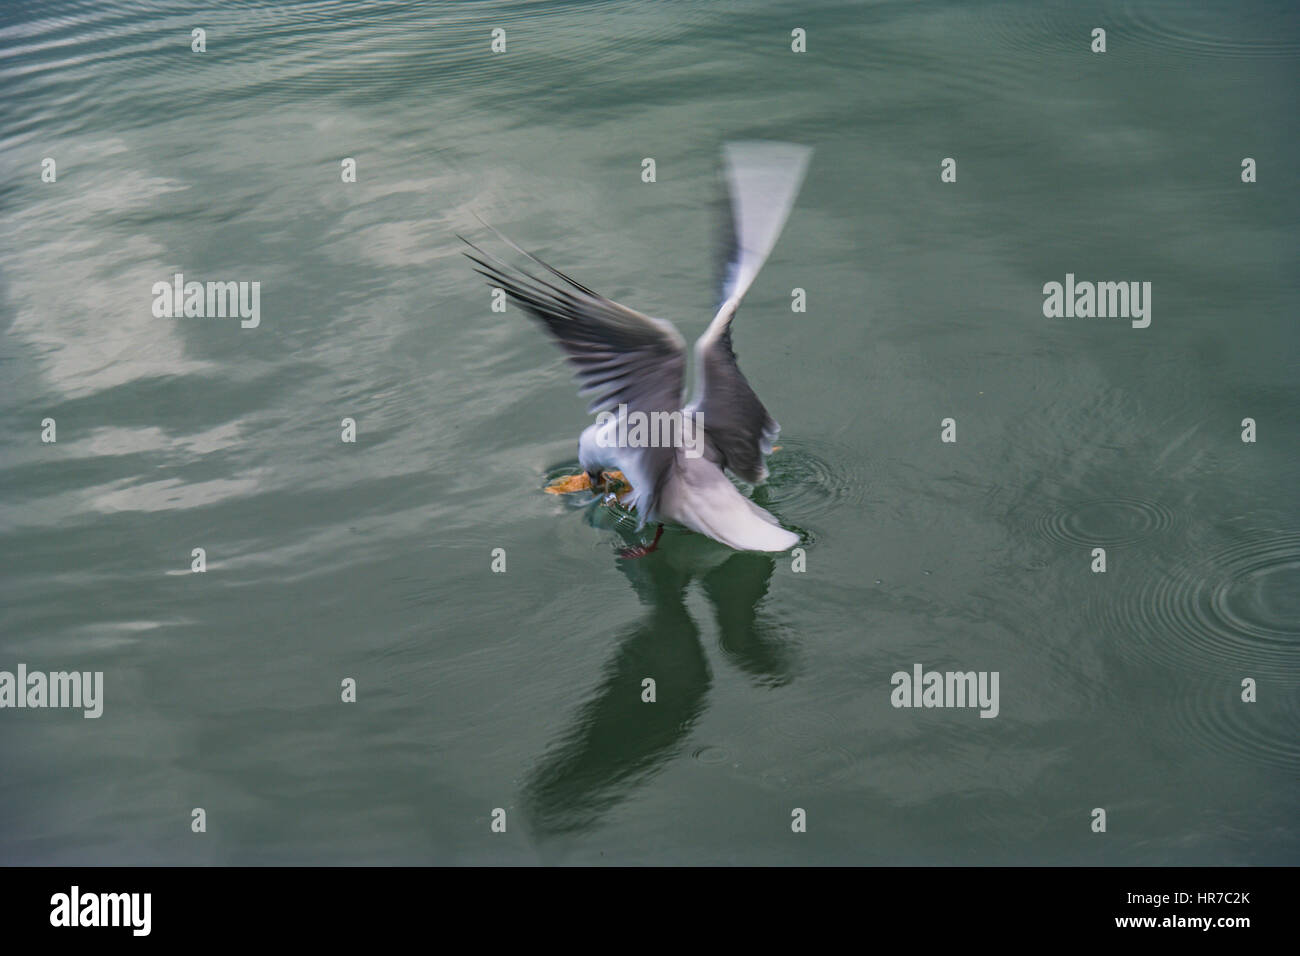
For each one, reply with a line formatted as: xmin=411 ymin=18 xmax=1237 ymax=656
xmin=691 ymin=141 xmax=812 ymax=484
xmin=462 ymin=232 xmax=688 ymax=521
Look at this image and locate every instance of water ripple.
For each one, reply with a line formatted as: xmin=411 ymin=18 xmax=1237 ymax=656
xmin=978 ymin=0 xmax=1300 ymax=60
xmin=757 ymin=437 xmax=872 ymax=529
xmin=1166 ymin=678 xmax=1300 ymax=772
xmin=1030 ymin=495 xmax=1180 ymax=549
xmin=1099 ymin=530 xmax=1300 ymax=681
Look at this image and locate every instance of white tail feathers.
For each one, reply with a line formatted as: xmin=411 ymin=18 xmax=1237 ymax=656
xmin=672 ymin=474 xmax=801 ymax=552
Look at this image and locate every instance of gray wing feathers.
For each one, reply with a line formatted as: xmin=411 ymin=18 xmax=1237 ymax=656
xmin=695 ymin=320 xmax=780 ymax=483
xmin=462 ymin=237 xmax=687 ymax=418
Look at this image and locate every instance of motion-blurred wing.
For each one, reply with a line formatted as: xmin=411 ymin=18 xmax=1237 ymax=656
xmin=692 ymin=142 xmax=812 ymax=484
xmin=717 ymin=141 xmax=812 ymax=306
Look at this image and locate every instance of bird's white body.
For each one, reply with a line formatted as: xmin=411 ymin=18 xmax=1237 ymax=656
xmin=578 ymin=419 xmax=800 ymax=553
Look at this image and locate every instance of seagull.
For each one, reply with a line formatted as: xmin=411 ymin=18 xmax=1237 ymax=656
xmin=463 ymin=141 xmax=812 ymax=556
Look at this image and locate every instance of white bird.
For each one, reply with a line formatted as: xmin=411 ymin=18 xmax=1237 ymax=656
xmin=464 ymin=141 xmax=812 ymax=555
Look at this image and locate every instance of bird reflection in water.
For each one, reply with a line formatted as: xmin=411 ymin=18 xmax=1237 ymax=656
xmin=522 ymin=512 xmax=798 ymax=839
